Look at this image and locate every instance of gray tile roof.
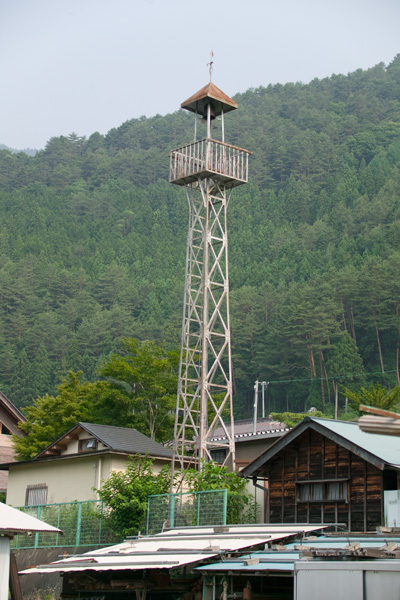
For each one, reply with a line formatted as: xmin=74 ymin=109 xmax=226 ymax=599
xmin=77 ymin=423 xmax=173 ymax=459
xmin=30 ymin=423 xmax=173 ymax=461
xmin=211 ymin=418 xmax=288 ymax=443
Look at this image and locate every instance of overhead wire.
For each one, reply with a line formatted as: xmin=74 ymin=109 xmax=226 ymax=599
xmin=262 ymin=369 xmax=398 ymax=386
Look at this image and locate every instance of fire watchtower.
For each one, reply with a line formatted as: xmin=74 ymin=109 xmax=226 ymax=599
xmin=170 ymin=78 xmax=251 ymax=480
xmin=170 ymin=83 xmax=250 ymax=187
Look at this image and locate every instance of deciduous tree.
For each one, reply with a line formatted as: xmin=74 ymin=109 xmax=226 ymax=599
xmin=99 ymin=337 xmax=179 ymax=442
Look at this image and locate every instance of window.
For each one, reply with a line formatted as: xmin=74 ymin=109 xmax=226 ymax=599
xmin=79 ymin=438 xmax=98 ymax=452
xmin=25 ymin=484 xmax=48 ymax=506
xmin=1 ymin=423 xmax=11 ymax=435
xmin=210 ymin=448 xmax=227 ymax=464
xmin=297 ymin=480 xmax=348 ymax=503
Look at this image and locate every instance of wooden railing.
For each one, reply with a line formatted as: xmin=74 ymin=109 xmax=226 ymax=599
xmin=170 ymin=138 xmax=251 ymax=185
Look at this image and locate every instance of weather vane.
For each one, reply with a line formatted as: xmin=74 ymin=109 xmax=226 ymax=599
xmin=207 ymin=50 xmax=214 ymax=82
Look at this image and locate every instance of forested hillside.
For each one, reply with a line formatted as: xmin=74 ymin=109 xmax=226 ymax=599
xmin=1 ymin=55 xmax=400 ymax=416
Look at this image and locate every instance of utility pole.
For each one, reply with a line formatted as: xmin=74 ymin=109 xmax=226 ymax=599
xmin=253 ymin=380 xmax=259 ymax=434
xmin=260 ymin=381 xmax=268 ymax=418
xmin=169 ymin=63 xmax=251 ymax=484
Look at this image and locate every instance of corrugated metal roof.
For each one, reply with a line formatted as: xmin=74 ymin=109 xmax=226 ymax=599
xmin=286 ymin=535 xmax=400 ymax=549
xmin=26 ymin=552 xmax=218 ymax=573
xmin=196 ymin=534 xmax=400 ymax=572
xmin=241 ymin=416 xmax=400 ymax=477
xmin=0 ymin=503 xmax=62 ymax=535
xmin=311 ymin=417 xmax=400 ymax=468
xmin=20 ymin=524 xmax=325 ymax=575
xmin=196 ymin=560 xmax=296 ymax=572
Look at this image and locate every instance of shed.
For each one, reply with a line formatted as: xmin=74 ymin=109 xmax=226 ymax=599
xmin=0 ymin=502 xmax=61 ymax=600
xmin=241 ymin=417 xmax=400 ymax=531
xmin=19 ymin=524 xmax=325 ymax=600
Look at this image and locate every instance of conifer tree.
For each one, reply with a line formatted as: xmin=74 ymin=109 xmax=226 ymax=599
xmin=325 ymin=331 xmax=365 ymax=417
xmin=32 ymin=343 xmax=53 ymax=397
xmin=10 ymin=349 xmax=35 ymax=408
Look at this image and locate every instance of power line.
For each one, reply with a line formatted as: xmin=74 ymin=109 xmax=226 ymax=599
xmin=264 ymin=369 xmax=398 ymax=386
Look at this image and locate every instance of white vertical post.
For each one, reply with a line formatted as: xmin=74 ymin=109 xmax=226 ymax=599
xmin=253 ymin=380 xmax=259 ymax=434
xmin=261 ymin=381 xmax=267 ymax=418
xmin=0 ymin=537 xmax=10 ymax=600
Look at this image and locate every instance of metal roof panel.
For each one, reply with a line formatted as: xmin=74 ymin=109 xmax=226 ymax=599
xmin=20 ymin=524 xmax=325 ymax=575
xmin=310 ymin=417 xmax=400 ymax=468
xmin=0 ymin=503 xmax=62 ymax=535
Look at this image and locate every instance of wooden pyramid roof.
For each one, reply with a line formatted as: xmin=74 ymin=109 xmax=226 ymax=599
xmin=181 ymin=82 xmax=238 ymax=116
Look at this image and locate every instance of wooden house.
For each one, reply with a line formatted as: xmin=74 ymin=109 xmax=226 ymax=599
xmin=0 ymin=391 xmax=26 ymax=495
xmin=241 ymin=417 xmax=400 ymax=532
xmin=210 ymin=417 xmax=289 ymax=469
xmin=210 ymin=417 xmax=289 ymax=511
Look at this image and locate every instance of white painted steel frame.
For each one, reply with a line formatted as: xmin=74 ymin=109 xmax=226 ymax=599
xmin=172 ymin=176 xmax=235 ymax=478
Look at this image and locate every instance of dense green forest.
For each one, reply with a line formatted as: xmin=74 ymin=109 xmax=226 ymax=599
xmin=1 ymin=55 xmax=400 ymax=417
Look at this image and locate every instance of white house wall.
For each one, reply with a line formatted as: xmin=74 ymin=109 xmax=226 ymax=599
xmin=6 ymin=455 xmax=169 ymax=507
xmin=236 ymin=438 xmax=276 ymax=522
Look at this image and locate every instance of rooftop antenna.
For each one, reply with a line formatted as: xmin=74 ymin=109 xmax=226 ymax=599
xmin=169 ymin=62 xmax=251 ymax=489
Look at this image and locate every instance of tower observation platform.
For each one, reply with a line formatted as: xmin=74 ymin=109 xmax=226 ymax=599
xmin=169 ymin=137 xmax=250 ymax=187
xmin=169 ymin=82 xmax=251 ymax=188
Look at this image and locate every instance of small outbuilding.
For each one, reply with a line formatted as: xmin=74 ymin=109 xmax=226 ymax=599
xmin=0 ymin=502 xmax=61 ymax=600
xmin=241 ymin=416 xmax=400 ymax=531
xmin=19 ymin=524 xmax=325 ymax=600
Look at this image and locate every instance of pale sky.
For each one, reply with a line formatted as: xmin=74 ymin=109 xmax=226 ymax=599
xmin=1 ymin=0 xmax=399 ymax=150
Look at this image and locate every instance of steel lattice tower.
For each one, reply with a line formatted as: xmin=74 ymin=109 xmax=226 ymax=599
xmin=169 ymin=75 xmax=250 ymax=481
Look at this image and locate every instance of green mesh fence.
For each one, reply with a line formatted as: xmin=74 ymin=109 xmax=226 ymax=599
xmin=10 ymin=501 xmax=121 ymax=549
xmin=146 ymin=489 xmax=228 ymax=535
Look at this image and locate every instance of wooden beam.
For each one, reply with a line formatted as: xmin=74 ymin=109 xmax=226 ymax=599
xmin=63 ymin=433 xmax=80 ymax=441
xmin=51 ymin=443 xmax=67 ymax=451
xmin=9 ymin=552 xmax=23 ymax=600
xmin=363 ymin=461 xmax=367 ymax=532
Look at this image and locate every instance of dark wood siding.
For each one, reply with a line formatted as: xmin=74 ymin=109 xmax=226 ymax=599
xmin=267 ymin=429 xmax=383 ymax=531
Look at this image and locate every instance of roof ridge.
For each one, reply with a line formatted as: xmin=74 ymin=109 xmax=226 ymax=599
xmin=78 ymin=422 xmax=139 ymax=432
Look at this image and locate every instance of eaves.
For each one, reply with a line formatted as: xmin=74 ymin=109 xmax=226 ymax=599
xmin=0 ymin=449 xmax=172 ymax=471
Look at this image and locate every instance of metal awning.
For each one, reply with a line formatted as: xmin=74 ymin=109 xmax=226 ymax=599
xmin=23 ymin=551 xmax=220 ymax=574
xmin=0 ymin=503 xmax=62 ymax=535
